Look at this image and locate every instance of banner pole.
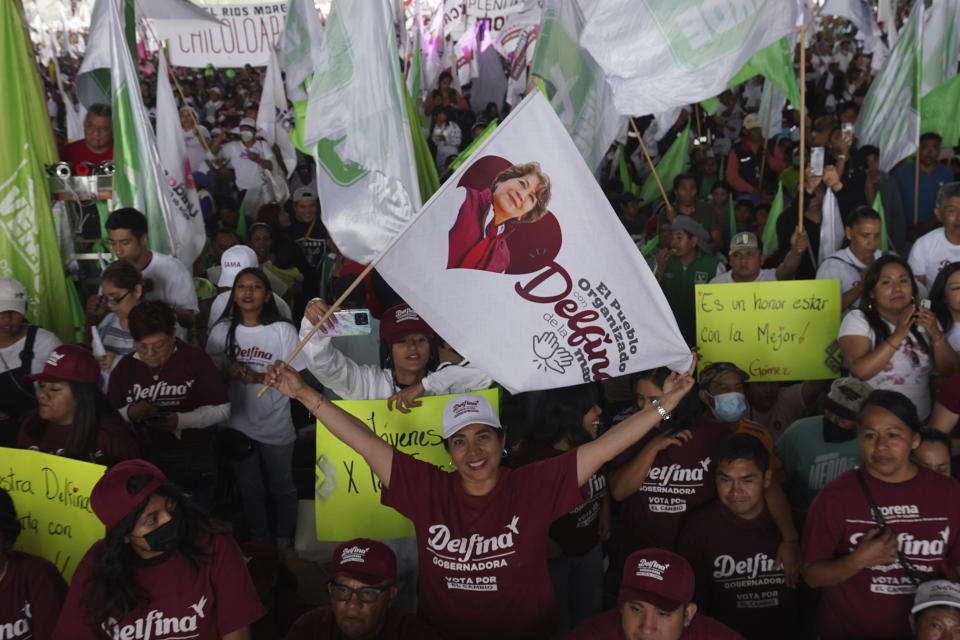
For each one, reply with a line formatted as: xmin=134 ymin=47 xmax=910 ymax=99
xmin=257 ymin=262 xmax=376 ymax=398
xmin=798 ymin=24 xmax=806 ymax=232
xmin=758 ymin=88 xmax=776 ymax=193
xmin=629 ymin=117 xmax=673 ymax=215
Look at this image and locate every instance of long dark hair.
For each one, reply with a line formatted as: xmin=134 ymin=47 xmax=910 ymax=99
xmin=81 ymin=474 xmax=224 ymax=624
xmin=930 ymin=262 xmax=960 ymax=334
xmin=859 ymin=255 xmax=929 ymax=353
xmin=22 ymin=381 xmax=123 ymax=461
xmin=215 ymin=267 xmax=293 ymax=360
xmin=524 ymin=383 xmax=600 ymax=448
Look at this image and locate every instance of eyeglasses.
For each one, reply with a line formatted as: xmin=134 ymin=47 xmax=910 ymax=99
xmin=134 ymin=337 xmax=174 ymax=356
xmin=100 ymin=291 xmax=131 ymax=306
xmin=328 ymin=583 xmax=390 ymax=604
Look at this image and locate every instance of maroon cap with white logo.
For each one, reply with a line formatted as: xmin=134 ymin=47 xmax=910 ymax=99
xmin=25 ymin=344 xmax=99 ymax=385
xmin=328 ymin=538 xmax=397 ymax=586
xmin=378 ymin=303 xmax=435 ymax=344
xmin=90 ymin=459 xmax=166 ymax=529
xmin=618 ymin=548 xmax=695 ymax=611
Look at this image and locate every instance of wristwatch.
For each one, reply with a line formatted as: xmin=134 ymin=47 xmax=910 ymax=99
xmin=651 ymin=398 xmax=672 ymax=421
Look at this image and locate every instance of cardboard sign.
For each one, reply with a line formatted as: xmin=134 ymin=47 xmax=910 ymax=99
xmin=695 ymin=280 xmax=843 ymax=381
xmin=1 ymin=448 xmax=105 ymax=582
xmin=315 ymin=389 xmax=499 ymax=541
xmin=153 ymin=3 xmax=287 ymax=68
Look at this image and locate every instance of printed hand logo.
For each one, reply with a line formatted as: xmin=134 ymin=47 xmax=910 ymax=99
xmin=532 ymin=331 xmax=573 ymax=374
xmin=190 ymin=595 xmax=207 ymax=619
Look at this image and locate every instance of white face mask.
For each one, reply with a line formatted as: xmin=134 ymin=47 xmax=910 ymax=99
xmin=240 ymin=130 xmax=254 ymax=143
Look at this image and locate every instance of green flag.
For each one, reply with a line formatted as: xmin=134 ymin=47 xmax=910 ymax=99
xmin=449 ymin=119 xmax=499 ymax=172
xmin=761 ymin=183 xmax=784 ymax=255
xmin=727 ymin=37 xmax=802 ymax=109
xmin=921 ymin=74 xmax=960 ymax=148
xmin=404 ymin=83 xmax=440 ymax=202
xmin=0 ymin=0 xmax=83 ymax=342
xmin=873 ymin=191 xmax=889 ymax=252
xmin=640 ymin=122 xmax=691 ymax=205
xmin=619 ymin=144 xmax=640 ymax=197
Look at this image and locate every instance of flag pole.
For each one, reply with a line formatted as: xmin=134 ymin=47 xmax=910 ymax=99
xmin=798 ymin=25 xmax=806 ymax=231
xmin=758 ymin=88 xmax=776 ymax=195
xmin=257 ymin=262 xmax=376 ymax=398
xmin=913 ymin=146 xmax=920 ymax=224
xmin=629 ymin=117 xmax=673 ymax=215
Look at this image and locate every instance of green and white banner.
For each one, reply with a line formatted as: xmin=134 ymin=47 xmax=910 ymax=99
xmin=580 ymin=0 xmax=801 ymax=116
xmin=530 ymin=0 xmax=625 ymax=171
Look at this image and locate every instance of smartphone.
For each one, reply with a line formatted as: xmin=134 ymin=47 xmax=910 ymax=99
xmin=917 ymin=298 xmax=931 ymax=334
xmin=810 ymin=146 xmax=825 ymax=176
xmin=326 ymin=309 xmax=372 ymax=337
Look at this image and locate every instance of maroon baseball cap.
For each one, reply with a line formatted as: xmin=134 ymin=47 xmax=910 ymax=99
xmin=25 ymin=344 xmax=99 ymax=385
xmin=618 ymin=548 xmax=695 ymax=611
xmin=378 ymin=303 xmax=435 ymax=345
xmin=90 ymin=459 xmax=166 ymax=529
xmin=328 ymin=538 xmax=397 ymax=586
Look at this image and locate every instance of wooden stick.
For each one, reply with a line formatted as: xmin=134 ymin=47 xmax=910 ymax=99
xmin=913 ymin=147 xmax=920 ymax=225
xmin=628 ymin=117 xmax=672 ymax=210
xmin=798 ymin=25 xmax=807 ymax=231
xmin=256 ymin=262 xmax=376 ymax=398
xmin=758 ymin=87 xmax=776 ymax=193
xmin=694 ymin=103 xmax=703 ymax=142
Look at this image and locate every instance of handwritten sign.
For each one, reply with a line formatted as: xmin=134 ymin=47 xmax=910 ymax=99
xmin=152 ymin=3 xmax=287 ymax=68
xmin=695 ymin=280 xmax=842 ymax=381
xmin=0 ymin=448 xmax=105 ymax=582
xmin=315 ymin=389 xmax=500 ymax=541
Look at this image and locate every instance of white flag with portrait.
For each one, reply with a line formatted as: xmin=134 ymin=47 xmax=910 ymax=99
xmin=377 ymin=92 xmax=692 ymax=393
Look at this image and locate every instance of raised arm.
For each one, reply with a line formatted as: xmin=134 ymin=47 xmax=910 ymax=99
xmin=577 ymin=358 xmax=696 ymax=486
xmin=267 ymin=361 xmax=395 ymax=487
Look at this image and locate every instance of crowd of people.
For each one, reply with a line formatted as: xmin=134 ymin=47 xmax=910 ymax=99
xmin=4 ymin=10 xmax=960 ymax=640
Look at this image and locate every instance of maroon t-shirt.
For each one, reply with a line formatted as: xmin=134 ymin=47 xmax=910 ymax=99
xmin=677 ymin=501 xmax=796 ymax=640
xmin=106 ymin=339 xmax=227 ymax=439
xmin=0 ymin=551 xmax=67 ymax=640
xmin=381 ymin=449 xmax=585 ymax=640
xmin=511 ymin=442 xmax=608 ymax=556
xmin=18 ymin=417 xmax=138 ymax=466
xmin=937 ymin=369 xmax=960 ymax=414
xmin=58 ymin=140 xmax=113 ymax=165
xmin=612 ymin=417 xmax=731 ymax=554
xmin=53 ymin=532 xmax=265 ymax=639
xmin=802 ymin=467 xmax=960 ymax=640
xmin=566 ymin=609 xmax=744 ymax=639
xmin=286 ymin=605 xmax=442 ymax=640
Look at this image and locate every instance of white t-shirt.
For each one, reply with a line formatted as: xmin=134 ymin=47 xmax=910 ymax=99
xmin=0 ymin=327 xmax=61 ymax=375
xmin=206 ymin=321 xmax=306 ymax=445
xmin=908 ymin=229 xmax=960 ymax=285
xmin=947 ymin=323 xmax=960 ymax=354
xmin=816 ymin=247 xmax=883 ymax=310
xmin=207 ymin=291 xmax=292 ymax=328
xmin=710 ymin=268 xmax=777 ymax=284
xmin=220 ymin=140 xmax=275 ymax=191
xmin=141 ymin=252 xmax=200 ymax=313
xmin=838 ymin=309 xmax=934 ymax=418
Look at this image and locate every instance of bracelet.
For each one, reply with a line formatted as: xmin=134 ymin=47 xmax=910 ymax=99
xmin=651 ymin=398 xmax=672 ymax=421
xmin=885 ymin=339 xmax=898 ymax=350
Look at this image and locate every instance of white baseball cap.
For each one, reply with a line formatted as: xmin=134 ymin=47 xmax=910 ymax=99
xmin=0 ymin=278 xmax=27 ymax=315
xmin=239 ymin=117 xmax=257 ymax=129
xmin=218 ymin=245 xmax=258 ymax=288
xmin=912 ymin=580 xmax=960 ymax=614
xmin=441 ymin=394 xmax=501 ymax=439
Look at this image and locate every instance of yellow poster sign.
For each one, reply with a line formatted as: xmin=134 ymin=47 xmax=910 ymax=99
xmin=315 ymin=389 xmax=500 ymax=541
xmin=0 ymin=448 xmax=106 ymax=582
xmin=695 ymin=280 xmax=842 ymax=381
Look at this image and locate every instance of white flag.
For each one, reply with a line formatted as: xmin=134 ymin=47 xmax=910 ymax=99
xmin=377 ymin=92 xmax=693 ymax=393
xmin=580 ymin=0 xmax=801 ymax=116
xmin=819 ymin=189 xmax=845 ymax=265
xmin=820 ymin=0 xmax=889 ymax=69
xmin=855 ymin=1 xmax=923 ymax=172
xmin=283 ymin=0 xmax=326 ymax=102
xmin=422 ymin=1 xmax=446 ymax=101
xmin=53 ymin=55 xmax=86 ymax=142
xmin=921 ymin=0 xmax=960 ymax=97
xmin=759 ymin=80 xmax=785 ymax=140
xmin=290 ymin=0 xmax=422 ymax=263
xmin=156 ymin=54 xmax=205 ymax=267
xmin=257 ymin=46 xmax=297 ymax=181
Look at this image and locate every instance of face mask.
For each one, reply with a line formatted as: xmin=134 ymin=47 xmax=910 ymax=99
xmin=709 ymin=392 xmax=747 ymax=422
xmin=240 ymin=130 xmax=254 ymax=142
xmin=142 ymin=510 xmax=183 ymax=553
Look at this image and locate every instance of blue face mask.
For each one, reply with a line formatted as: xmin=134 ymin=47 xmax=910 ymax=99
xmin=710 ymin=392 xmax=747 ymax=422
